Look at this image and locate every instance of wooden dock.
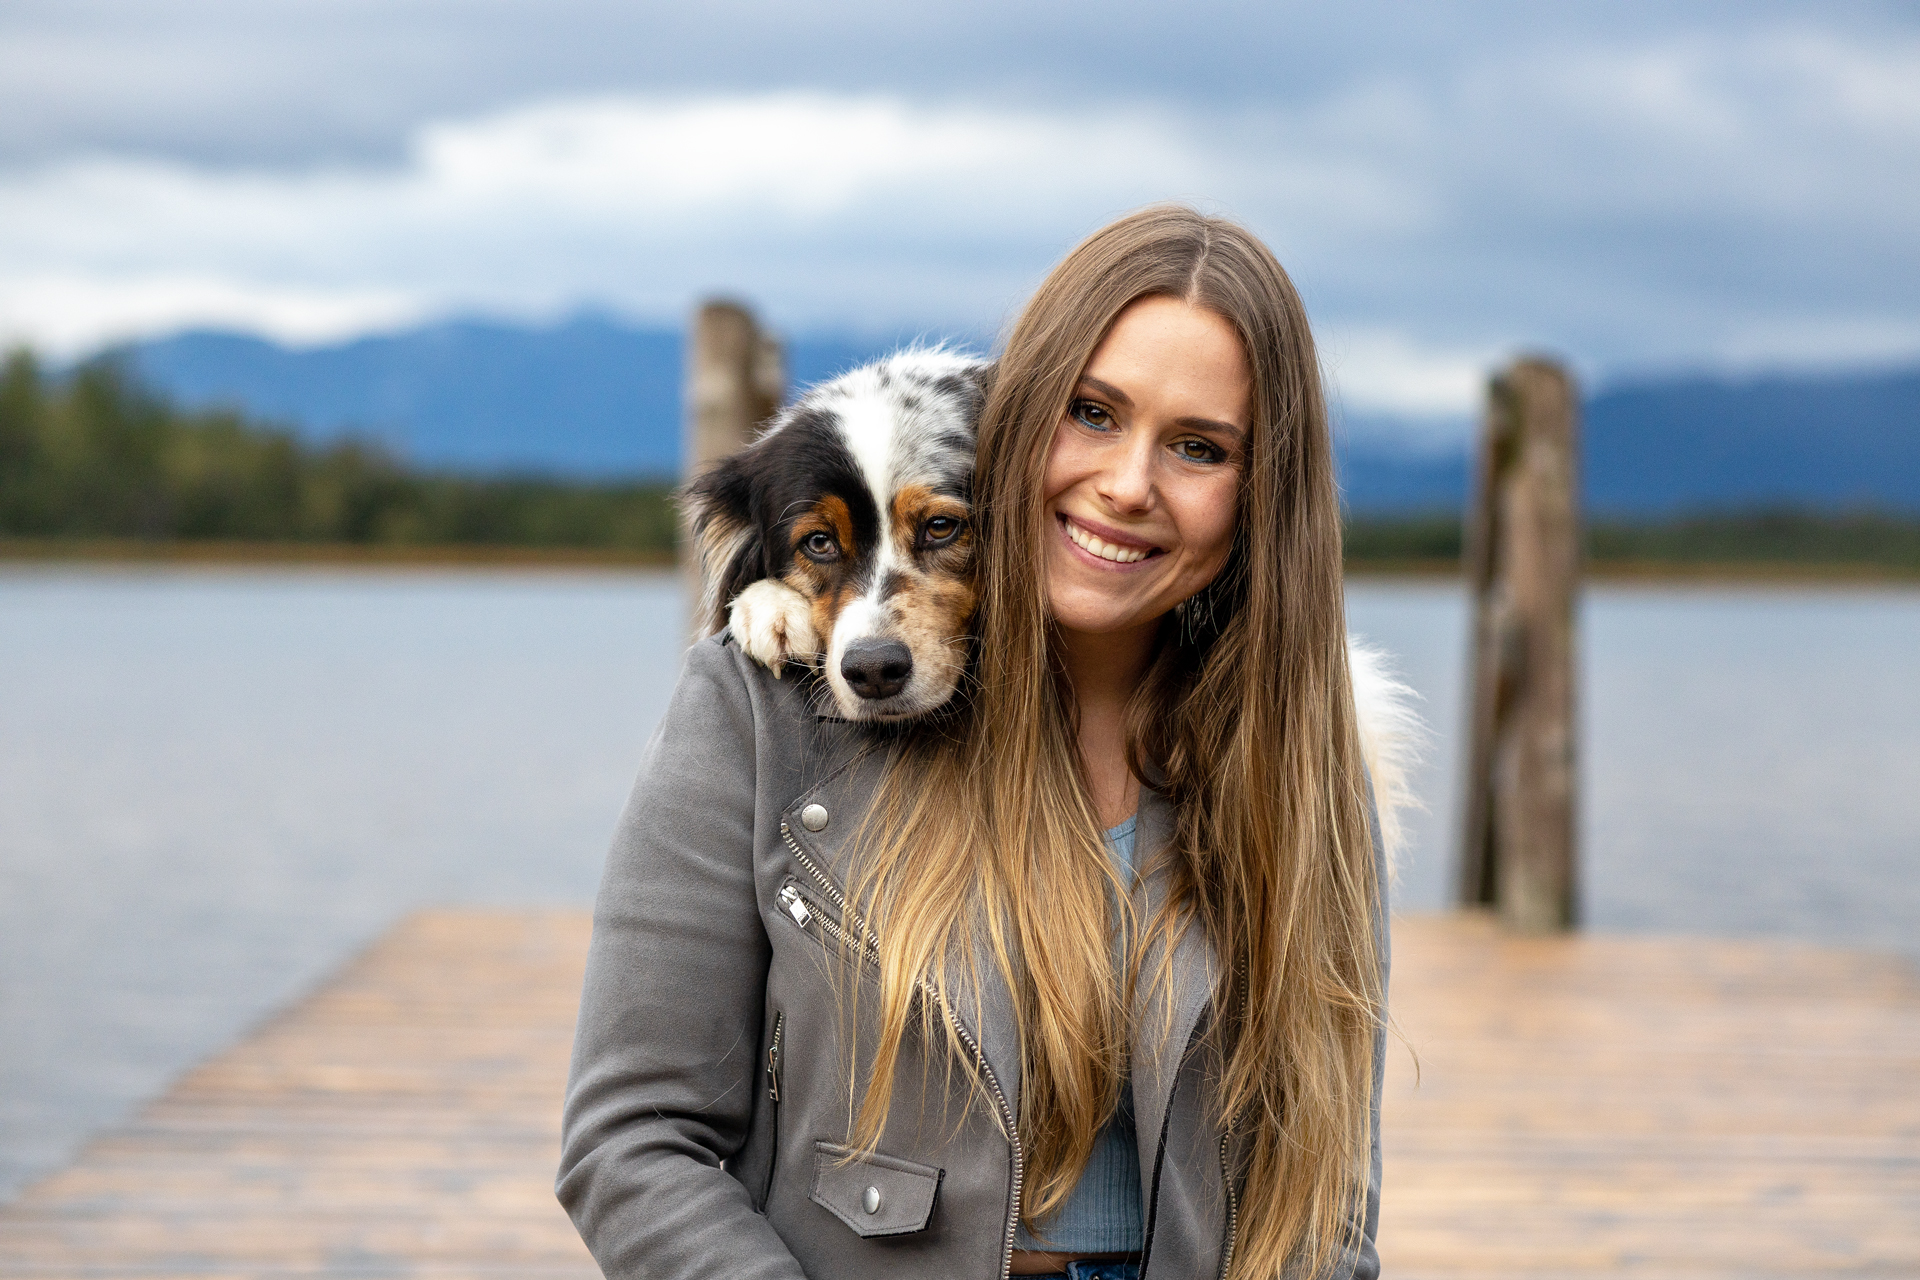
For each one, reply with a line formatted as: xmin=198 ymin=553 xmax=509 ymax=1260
xmin=2 ymin=910 xmax=1916 ymax=1278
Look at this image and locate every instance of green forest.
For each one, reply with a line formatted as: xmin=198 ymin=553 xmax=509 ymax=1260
xmin=0 ymin=350 xmax=678 ymax=554
xmin=1344 ymin=509 xmax=1920 ymax=571
xmin=3 ymin=348 xmax=1916 ymax=572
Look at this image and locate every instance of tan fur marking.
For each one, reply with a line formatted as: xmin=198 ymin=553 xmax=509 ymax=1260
xmin=784 ymin=493 xmax=856 ymax=618
xmin=884 ymin=570 xmax=979 ymax=690
xmin=890 ymin=484 xmax=971 ymax=557
xmin=812 ymin=581 xmax=859 ymax=651
xmin=791 ymin=494 xmax=855 ymax=555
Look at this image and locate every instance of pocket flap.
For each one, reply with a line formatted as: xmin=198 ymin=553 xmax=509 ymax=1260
xmin=808 ymin=1141 xmax=943 ymax=1238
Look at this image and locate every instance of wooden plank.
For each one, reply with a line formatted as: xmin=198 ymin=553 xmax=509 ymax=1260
xmin=0 ymin=910 xmax=598 ymax=1280
xmin=1379 ymin=914 xmax=1920 ymax=1277
xmin=3 ymin=909 xmax=1917 ymax=1278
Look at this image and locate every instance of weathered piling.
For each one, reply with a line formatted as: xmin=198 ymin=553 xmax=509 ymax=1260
xmin=1457 ymin=357 xmax=1582 ymax=932
xmin=681 ymin=300 xmax=783 ymax=641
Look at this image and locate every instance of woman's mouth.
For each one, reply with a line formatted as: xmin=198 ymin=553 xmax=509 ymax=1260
xmin=1060 ymin=514 xmax=1162 ymax=565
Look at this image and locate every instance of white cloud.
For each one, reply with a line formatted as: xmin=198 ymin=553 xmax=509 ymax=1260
xmin=1320 ymin=326 xmax=1499 ymax=418
xmin=0 ymin=273 xmax=427 ymax=358
xmin=0 ymin=92 xmax=1397 ymax=353
xmin=2 ymin=27 xmax=1918 ymax=374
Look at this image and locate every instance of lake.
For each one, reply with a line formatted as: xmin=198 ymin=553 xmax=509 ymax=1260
xmin=2 ymin=567 xmax=1916 ymax=1201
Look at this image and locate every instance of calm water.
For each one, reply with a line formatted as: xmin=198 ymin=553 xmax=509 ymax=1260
xmin=2 ymin=568 xmax=1916 ymax=1200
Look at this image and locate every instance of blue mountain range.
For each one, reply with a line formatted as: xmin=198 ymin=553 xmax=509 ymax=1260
xmin=122 ymin=317 xmax=1920 ymax=515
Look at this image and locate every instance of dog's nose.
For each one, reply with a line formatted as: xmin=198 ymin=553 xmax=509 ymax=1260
xmin=840 ymin=639 xmax=913 ymax=700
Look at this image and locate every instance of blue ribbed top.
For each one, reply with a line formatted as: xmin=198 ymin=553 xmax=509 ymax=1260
xmin=1012 ymin=816 xmax=1145 ymax=1254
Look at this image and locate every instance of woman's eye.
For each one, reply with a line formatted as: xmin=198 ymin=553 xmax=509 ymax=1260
xmin=802 ymin=532 xmax=839 ymax=559
xmin=1175 ymin=438 xmax=1226 ymax=464
xmin=1069 ymin=399 xmax=1114 ymax=430
xmin=923 ymin=516 xmax=962 ymax=543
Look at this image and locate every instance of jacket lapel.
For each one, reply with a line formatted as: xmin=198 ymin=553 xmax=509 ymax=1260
xmin=782 ymin=759 xmax=1214 ymax=1169
xmin=1128 ymin=789 xmax=1219 ymax=1214
xmin=779 ymin=746 xmax=1026 ymax=1115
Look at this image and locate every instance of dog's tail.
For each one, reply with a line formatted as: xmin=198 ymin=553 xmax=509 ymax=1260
xmin=1346 ymin=636 xmax=1426 ymax=879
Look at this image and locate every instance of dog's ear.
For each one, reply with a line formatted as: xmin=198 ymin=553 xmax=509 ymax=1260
xmin=962 ymin=359 xmax=996 ymax=408
xmin=679 ymin=453 xmax=765 ymax=638
xmin=938 ymin=359 xmax=996 ymax=431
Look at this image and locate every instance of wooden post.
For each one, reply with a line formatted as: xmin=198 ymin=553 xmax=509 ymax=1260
xmin=1456 ymin=357 xmax=1581 ymax=932
xmin=681 ymin=300 xmax=783 ymax=643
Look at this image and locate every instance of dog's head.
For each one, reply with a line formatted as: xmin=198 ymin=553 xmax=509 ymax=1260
xmin=685 ymin=349 xmax=991 ymax=722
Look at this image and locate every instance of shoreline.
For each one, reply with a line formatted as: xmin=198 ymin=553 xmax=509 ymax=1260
xmin=0 ymin=538 xmax=675 ymax=571
xmin=2 ymin=539 xmax=1916 ymax=584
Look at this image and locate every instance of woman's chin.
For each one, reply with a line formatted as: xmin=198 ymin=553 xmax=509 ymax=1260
xmin=1049 ymin=593 xmax=1170 ymax=639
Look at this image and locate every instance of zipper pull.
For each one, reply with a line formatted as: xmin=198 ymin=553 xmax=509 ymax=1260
xmin=777 ymin=882 xmax=812 ymax=928
xmin=766 ymin=1012 xmax=784 ymax=1102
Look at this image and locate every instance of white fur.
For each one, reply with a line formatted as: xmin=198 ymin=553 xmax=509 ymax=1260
xmin=729 ymin=580 xmax=818 ymax=677
xmin=816 ymin=379 xmax=901 ymax=699
xmin=1346 ymin=636 xmax=1427 ymax=878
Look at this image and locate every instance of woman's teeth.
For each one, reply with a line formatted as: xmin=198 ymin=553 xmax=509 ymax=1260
xmin=1065 ymin=518 xmax=1152 ymax=564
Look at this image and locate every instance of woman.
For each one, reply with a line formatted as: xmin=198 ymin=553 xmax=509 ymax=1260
xmin=558 ymin=205 xmax=1387 ymax=1280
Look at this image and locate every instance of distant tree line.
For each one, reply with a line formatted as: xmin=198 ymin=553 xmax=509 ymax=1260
xmin=1343 ymin=508 xmax=1920 ymax=570
xmin=2 ymin=348 xmax=1914 ymax=571
xmin=0 ymin=350 xmax=678 ymax=553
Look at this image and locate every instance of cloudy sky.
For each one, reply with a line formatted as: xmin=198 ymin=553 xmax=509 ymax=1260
xmin=2 ymin=0 xmax=1917 ymax=424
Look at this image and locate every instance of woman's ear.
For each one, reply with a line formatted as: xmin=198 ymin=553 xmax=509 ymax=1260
xmin=679 ymin=454 xmax=765 ymax=638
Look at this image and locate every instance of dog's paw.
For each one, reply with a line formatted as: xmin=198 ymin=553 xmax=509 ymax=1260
xmin=729 ymin=580 xmax=820 ymax=678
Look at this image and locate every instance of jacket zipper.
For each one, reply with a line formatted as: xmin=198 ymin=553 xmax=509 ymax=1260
xmin=776 ymin=879 xmax=875 ymax=959
xmin=1216 ymin=1128 xmax=1239 ymax=1279
xmin=780 ymin=824 xmax=881 ymax=964
xmin=766 ymin=1011 xmax=785 ymax=1102
xmin=1214 ymin=957 xmax=1249 ymax=1278
xmin=761 ymin=1010 xmax=785 ymax=1210
xmin=929 ymin=976 xmax=1023 ymax=1280
xmin=778 ymin=820 xmax=1025 ymax=1280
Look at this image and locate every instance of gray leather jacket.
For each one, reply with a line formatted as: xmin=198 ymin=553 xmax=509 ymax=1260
xmin=557 ymin=635 xmax=1386 ymax=1279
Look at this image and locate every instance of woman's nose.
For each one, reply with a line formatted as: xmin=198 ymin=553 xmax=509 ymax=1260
xmin=1097 ymin=435 xmax=1157 ymax=512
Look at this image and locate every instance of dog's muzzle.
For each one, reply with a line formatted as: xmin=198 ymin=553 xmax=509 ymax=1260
xmin=839 ymin=638 xmax=913 ymax=702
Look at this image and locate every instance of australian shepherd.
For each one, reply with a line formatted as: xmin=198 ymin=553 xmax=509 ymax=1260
xmin=685 ymin=349 xmax=990 ymax=723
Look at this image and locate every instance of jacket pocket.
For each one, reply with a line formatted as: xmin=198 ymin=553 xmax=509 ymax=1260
xmin=808 ymin=1141 xmax=944 ymax=1238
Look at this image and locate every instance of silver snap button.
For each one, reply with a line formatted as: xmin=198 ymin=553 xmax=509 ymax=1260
xmin=862 ymin=1185 xmax=882 ymax=1214
xmin=800 ymin=803 xmax=829 ymax=832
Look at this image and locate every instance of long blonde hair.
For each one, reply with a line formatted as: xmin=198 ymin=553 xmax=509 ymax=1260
xmin=844 ymin=205 xmax=1383 ymax=1279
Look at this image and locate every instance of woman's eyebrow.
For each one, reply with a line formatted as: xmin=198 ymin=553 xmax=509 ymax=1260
xmin=1175 ymin=415 xmax=1246 ymax=441
xmin=1076 ymin=375 xmax=1133 ymax=407
xmin=1077 ymin=375 xmax=1246 ymax=440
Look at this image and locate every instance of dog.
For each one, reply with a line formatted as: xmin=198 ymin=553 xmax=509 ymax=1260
xmin=684 ymin=350 xmax=1422 ymax=865
xmin=684 ymin=348 xmax=991 ymax=723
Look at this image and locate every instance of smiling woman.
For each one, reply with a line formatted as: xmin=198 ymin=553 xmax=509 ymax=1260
xmin=557 ymin=207 xmax=1385 ymax=1280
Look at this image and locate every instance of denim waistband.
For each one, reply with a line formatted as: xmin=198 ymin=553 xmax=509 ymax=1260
xmin=1025 ymin=1262 xmax=1142 ymax=1280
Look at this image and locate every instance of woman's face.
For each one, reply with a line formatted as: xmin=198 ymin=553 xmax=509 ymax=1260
xmin=1043 ymin=295 xmax=1251 ymax=640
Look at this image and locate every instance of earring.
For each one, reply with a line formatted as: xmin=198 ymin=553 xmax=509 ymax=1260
xmin=1176 ymin=581 xmax=1218 ymax=646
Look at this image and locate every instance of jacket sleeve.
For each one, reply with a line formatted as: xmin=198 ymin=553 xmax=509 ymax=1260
xmin=556 ymin=638 xmax=805 ymax=1279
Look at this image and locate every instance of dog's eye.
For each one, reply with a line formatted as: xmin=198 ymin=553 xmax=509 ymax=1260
xmin=801 ymin=531 xmax=839 ymax=561
xmin=922 ymin=516 xmax=962 ymax=544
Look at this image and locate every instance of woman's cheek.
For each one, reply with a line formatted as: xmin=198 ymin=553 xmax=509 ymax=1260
xmin=1039 ymin=422 xmax=1082 ymax=503
xmin=1185 ymin=477 xmax=1240 ymax=572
